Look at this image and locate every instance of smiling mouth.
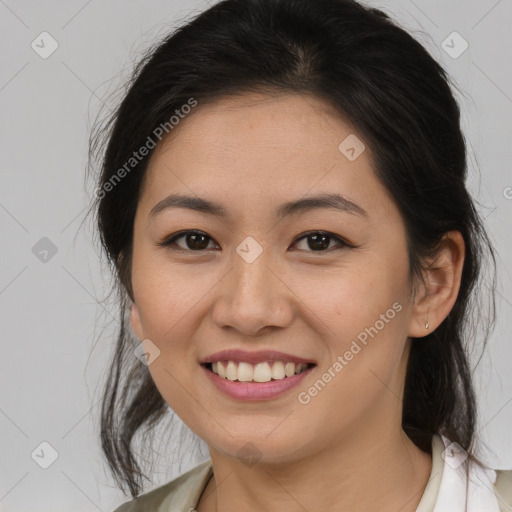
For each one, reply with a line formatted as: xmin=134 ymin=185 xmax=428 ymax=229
xmin=202 ymin=361 xmax=316 ymax=382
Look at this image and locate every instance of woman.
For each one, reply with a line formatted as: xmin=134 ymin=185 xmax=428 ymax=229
xmin=89 ymin=0 xmax=512 ymax=510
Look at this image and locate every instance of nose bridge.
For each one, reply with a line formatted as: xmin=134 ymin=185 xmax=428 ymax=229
xmin=212 ymin=238 xmax=291 ymax=333
xmin=227 ymin=231 xmax=267 ymax=279
xmin=230 ymin=238 xmax=274 ymax=305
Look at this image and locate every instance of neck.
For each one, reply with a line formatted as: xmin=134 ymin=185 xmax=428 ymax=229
xmin=197 ymin=427 xmax=433 ymax=512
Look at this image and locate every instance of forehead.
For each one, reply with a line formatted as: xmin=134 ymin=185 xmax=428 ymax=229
xmin=151 ymin=92 xmax=361 ymax=160
xmin=139 ymin=92 xmax=396 ymax=222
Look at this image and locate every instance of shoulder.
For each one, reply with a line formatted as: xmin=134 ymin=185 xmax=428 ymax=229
xmin=495 ymin=468 xmax=512 ymax=512
xmin=431 ymin=435 xmax=512 ymax=511
xmin=112 ymin=459 xmax=213 ymax=512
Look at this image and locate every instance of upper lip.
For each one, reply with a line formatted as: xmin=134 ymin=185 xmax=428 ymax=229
xmin=200 ymin=349 xmax=316 ymax=366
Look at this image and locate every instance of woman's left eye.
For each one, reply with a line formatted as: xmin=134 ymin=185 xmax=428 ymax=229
xmin=292 ymin=231 xmax=351 ymax=252
xmin=158 ymin=230 xmax=352 ymax=253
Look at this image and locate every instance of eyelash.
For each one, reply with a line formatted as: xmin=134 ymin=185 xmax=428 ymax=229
xmin=157 ymin=230 xmax=354 ymax=253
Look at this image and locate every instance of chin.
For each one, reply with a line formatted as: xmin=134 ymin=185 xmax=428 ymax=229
xmin=206 ymin=429 xmax=310 ymax=466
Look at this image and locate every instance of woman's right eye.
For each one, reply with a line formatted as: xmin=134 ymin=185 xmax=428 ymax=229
xmin=157 ymin=230 xmax=219 ymax=251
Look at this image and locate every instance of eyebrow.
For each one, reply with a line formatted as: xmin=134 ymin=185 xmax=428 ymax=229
xmin=149 ymin=192 xmax=367 ymax=220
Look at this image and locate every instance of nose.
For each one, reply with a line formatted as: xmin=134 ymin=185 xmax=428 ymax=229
xmin=211 ymin=244 xmax=294 ymax=336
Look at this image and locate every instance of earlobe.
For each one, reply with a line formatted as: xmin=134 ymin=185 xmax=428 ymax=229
xmin=408 ymin=231 xmax=465 ymax=338
xmin=129 ymin=302 xmax=144 ymax=341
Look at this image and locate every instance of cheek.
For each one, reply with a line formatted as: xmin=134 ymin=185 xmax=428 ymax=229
xmin=131 ymin=260 xmax=208 ymax=416
xmin=133 ymin=275 xmax=198 ymax=344
xmin=131 ymin=238 xmax=198 ymax=331
xmin=303 ymin=259 xmax=408 ymax=336
xmin=300 ymin=252 xmax=411 ymax=391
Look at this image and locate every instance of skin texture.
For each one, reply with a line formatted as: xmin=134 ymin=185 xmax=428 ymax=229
xmin=129 ymin=92 xmax=465 ymax=512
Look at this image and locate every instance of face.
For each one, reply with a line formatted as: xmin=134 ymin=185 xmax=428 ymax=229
xmin=129 ymin=92 xmax=420 ymax=464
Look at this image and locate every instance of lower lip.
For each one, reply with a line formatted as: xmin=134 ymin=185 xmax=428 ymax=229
xmin=202 ymin=365 xmax=314 ymax=401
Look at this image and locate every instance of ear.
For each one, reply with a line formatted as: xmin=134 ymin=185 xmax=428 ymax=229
xmin=408 ymin=230 xmax=465 ymax=338
xmin=129 ymin=302 xmax=145 ymax=341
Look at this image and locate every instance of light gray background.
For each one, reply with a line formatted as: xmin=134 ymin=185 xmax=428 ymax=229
xmin=1 ymin=0 xmax=511 ymax=510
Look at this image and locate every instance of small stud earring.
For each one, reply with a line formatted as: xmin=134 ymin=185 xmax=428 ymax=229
xmin=425 ymin=321 xmax=429 ymax=329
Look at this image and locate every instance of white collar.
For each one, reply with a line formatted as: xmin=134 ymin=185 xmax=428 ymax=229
xmin=433 ymin=434 xmax=500 ymax=512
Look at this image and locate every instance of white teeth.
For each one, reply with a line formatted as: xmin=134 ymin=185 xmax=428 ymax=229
xmin=295 ymin=363 xmax=307 ymax=374
xmin=253 ymin=362 xmax=272 ymax=382
xmin=237 ymin=362 xmax=253 ymax=382
xmin=271 ymin=361 xmax=285 ymax=380
xmin=209 ymin=360 xmax=311 ymax=382
xmin=226 ymin=361 xmax=238 ymax=380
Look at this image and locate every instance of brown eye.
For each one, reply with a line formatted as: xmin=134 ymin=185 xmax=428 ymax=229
xmin=292 ymin=231 xmax=351 ymax=252
xmin=158 ymin=230 xmax=218 ymax=251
